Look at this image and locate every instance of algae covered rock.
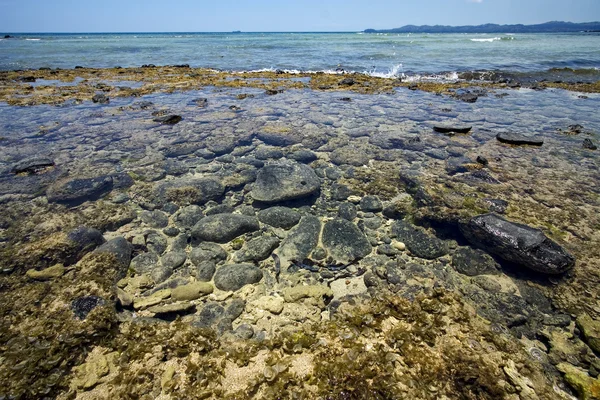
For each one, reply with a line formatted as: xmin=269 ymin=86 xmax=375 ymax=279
xmin=171 ymin=282 xmax=214 ymax=301
xmin=250 ymin=161 xmax=321 ymax=203
xmin=277 ymin=215 xmax=321 ymax=264
xmin=25 ymin=263 xmax=65 ymax=280
xmin=391 ymin=220 xmax=448 ymax=259
xmin=47 ymin=175 xmax=114 ymax=206
xmin=213 ymin=263 xmax=263 ymax=291
xmin=577 ymin=314 xmax=600 ymax=354
xmin=461 ymin=213 xmax=575 ymax=275
xmin=452 ymin=246 xmax=500 ymax=276
xmin=322 ymin=218 xmax=372 ymax=263
xmin=191 ymin=213 xmax=260 ymax=243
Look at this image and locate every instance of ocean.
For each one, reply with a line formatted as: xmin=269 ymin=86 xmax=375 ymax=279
xmin=1 ymin=31 xmax=600 ymax=80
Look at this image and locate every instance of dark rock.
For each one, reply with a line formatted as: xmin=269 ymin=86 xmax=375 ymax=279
xmin=360 ymin=195 xmax=383 ymax=212
xmin=476 ymin=155 xmax=489 ymax=166
xmin=163 ymin=227 xmax=180 ymax=237
xmin=146 ymin=231 xmax=168 ymax=255
xmin=214 ymin=264 xmax=263 ymax=291
xmin=382 ymin=197 xmax=414 ymax=220
xmin=11 ymin=157 xmax=55 ymax=174
xmin=255 ymin=146 xmax=284 ymax=160
xmin=339 ymin=78 xmax=356 ymax=86
xmin=192 ymin=302 xmax=224 ymax=328
xmin=391 ymin=221 xmax=448 ymax=259
xmin=289 ymin=150 xmax=317 ymax=163
xmin=363 ymin=216 xmax=382 ymax=230
xmin=140 ymin=210 xmax=169 ymax=228
xmin=190 ymin=242 xmax=228 ymax=264
xmin=205 ymin=135 xmax=251 ymax=155
xmin=93 ymin=237 xmax=133 ymax=275
xmin=452 ymin=246 xmax=500 ymax=276
xmin=455 ymin=93 xmax=478 ymax=103
xmin=160 ymin=251 xmax=187 ymax=270
xmin=583 ymin=138 xmax=597 ymax=150
xmin=47 ymin=175 xmax=114 ymax=206
xmin=163 ymin=143 xmax=204 ymax=158
xmin=257 ymin=207 xmax=301 ymax=229
xmin=330 ymin=183 xmax=355 ymax=201
xmin=153 ymin=115 xmax=182 ymax=125
xmin=71 ymin=296 xmax=106 ymax=320
xmin=234 ymin=324 xmax=255 ymax=339
xmin=130 ymin=252 xmax=159 ymax=275
xmin=278 ymin=216 xmax=321 ymax=262
xmin=111 ymin=173 xmax=135 ymax=189
xmin=433 ymin=125 xmax=472 ymax=135
xmin=66 ymin=226 xmax=105 ymax=263
xmin=250 ymin=161 xmax=320 ymax=203
xmin=330 ymin=146 xmax=370 ymax=166
xmin=174 ymin=205 xmax=204 ymax=228
xmin=92 ymin=94 xmax=109 ymax=104
xmin=496 ymin=132 xmax=544 ymax=146
xmin=255 ymin=131 xmax=302 ymax=147
xmin=205 ymin=204 xmax=234 ymax=216
xmin=483 ymin=198 xmax=508 ymax=214
xmin=460 ymin=213 xmax=575 ymax=275
xmin=193 ymin=98 xmax=208 ymax=107
xmin=462 ymin=170 xmax=500 ymax=184
xmin=322 ymin=218 xmax=372 ymax=263
xmin=171 ymin=233 xmax=189 ymax=251
xmin=233 ymin=236 xmax=280 ymax=262
xmin=154 ymin=177 xmax=224 ymax=206
xmin=265 ymin=89 xmax=282 ymax=95
xmin=191 ymin=214 xmax=260 ymax=243
xmin=195 ymin=261 xmax=217 ymax=281
xmin=338 ymin=202 xmax=358 ymax=221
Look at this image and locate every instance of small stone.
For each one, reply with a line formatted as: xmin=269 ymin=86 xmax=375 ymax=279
xmin=26 ymin=264 xmax=65 ymax=280
xmin=391 ymin=241 xmax=406 ymax=251
xmin=171 ymin=282 xmax=214 ymax=301
xmin=391 ymin=221 xmax=447 ymax=259
xmin=140 ymin=210 xmax=169 ymax=228
xmin=153 ymin=115 xmax=182 ymax=125
xmin=191 ymin=214 xmax=260 ymax=243
xmin=360 ymin=195 xmax=383 ymax=212
xmin=347 ymin=195 xmax=362 ymax=203
xmin=160 ymin=251 xmax=187 ymax=270
xmin=452 ymin=246 xmax=500 ymax=276
xmin=92 ymin=94 xmax=109 ymax=104
xmin=257 ymin=207 xmax=301 ymax=229
xmin=233 ymin=236 xmax=280 ymax=262
xmin=583 ymin=138 xmax=597 ymax=150
xmin=338 ymin=203 xmax=358 ymax=221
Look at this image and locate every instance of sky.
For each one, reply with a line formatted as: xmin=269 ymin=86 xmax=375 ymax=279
xmin=1 ymin=0 xmax=599 ymax=32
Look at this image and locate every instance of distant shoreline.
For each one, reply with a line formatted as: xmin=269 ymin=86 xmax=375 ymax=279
xmin=364 ymin=21 xmax=600 ymax=34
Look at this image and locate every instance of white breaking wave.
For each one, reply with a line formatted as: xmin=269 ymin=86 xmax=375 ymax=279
xmin=470 ymin=37 xmax=501 ymax=42
xmin=26 ymin=38 xmax=41 ymax=41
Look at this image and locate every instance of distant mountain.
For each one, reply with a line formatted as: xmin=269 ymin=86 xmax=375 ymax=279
xmin=364 ymin=21 xmax=600 ymax=34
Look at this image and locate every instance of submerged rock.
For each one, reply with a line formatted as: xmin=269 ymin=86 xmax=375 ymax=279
xmin=11 ymin=156 xmax=55 ymax=174
xmin=322 ymin=218 xmax=372 ymax=263
xmin=93 ymin=237 xmax=133 ymax=274
xmin=391 ymin=221 xmax=448 ymax=259
xmin=257 ymin=206 xmax=301 ymax=229
xmin=250 ymin=161 xmax=320 ymax=203
xmin=191 ymin=213 xmax=260 ymax=243
xmin=153 ymin=114 xmax=182 ymax=125
xmin=232 ymin=236 xmax=280 ymax=263
xmin=154 ymin=177 xmax=224 ymax=206
xmin=92 ymin=94 xmax=109 ymax=104
xmin=460 ymin=213 xmax=575 ymax=275
xmin=71 ymin=296 xmax=106 ymax=320
xmin=583 ymin=138 xmax=597 ymax=150
xmin=47 ymin=175 xmax=114 ymax=206
xmin=66 ymin=226 xmax=106 ymax=263
xmin=278 ymin=215 xmax=321 ymax=264
xmin=452 ymin=246 xmax=500 ymax=276
xmin=496 ymin=132 xmax=544 ymax=146
xmin=433 ymin=124 xmax=472 ymax=135
xmin=213 ymin=264 xmax=263 ymax=291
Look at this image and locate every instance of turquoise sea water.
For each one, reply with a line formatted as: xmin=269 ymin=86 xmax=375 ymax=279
xmin=1 ymin=32 xmax=599 ymax=80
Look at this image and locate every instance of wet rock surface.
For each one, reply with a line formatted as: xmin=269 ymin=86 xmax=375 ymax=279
xmin=250 ymin=161 xmax=321 ymax=203
xmin=391 ymin=220 xmax=448 ymax=259
xmin=496 ymin=132 xmax=544 ymax=146
xmin=213 ymin=263 xmax=263 ymax=291
xmin=47 ymin=175 xmax=114 ymax=206
xmin=461 ymin=213 xmax=575 ymax=275
xmin=191 ymin=213 xmax=260 ymax=243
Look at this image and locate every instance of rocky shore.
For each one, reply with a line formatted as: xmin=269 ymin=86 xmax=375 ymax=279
xmin=1 ymin=67 xmax=600 ymax=399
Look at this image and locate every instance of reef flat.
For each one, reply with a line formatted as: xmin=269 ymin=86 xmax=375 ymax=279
xmin=1 ymin=67 xmax=600 ymax=399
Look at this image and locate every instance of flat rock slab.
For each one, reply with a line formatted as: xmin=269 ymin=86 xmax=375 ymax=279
xmin=496 ymin=132 xmax=544 ymax=146
xmin=278 ymin=215 xmax=321 ymax=265
xmin=233 ymin=236 xmax=280 ymax=263
xmin=391 ymin=220 xmax=448 ymax=259
xmin=460 ymin=213 xmax=575 ymax=275
xmin=191 ymin=213 xmax=260 ymax=243
xmin=433 ymin=125 xmax=472 ymax=135
xmin=322 ymin=218 xmax=372 ymax=263
xmin=251 ymin=162 xmax=320 ymax=203
xmin=154 ymin=177 xmax=224 ymax=206
xmin=11 ymin=156 xmax=55 ymax=174
xmin=153 ymin=115 xmax=182 ymax=124
xmin=47 ymin=175 xmax=114 ymax=206
xmin=214 ymin=264 xmax=263 ymax=291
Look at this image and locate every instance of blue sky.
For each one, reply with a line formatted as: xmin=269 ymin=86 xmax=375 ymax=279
xmin=1 ymin=0 xmax=599 ymax=32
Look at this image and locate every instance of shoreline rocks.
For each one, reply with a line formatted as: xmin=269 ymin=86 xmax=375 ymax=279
xmin=460 ymin=213 xmax=575 ymax=275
